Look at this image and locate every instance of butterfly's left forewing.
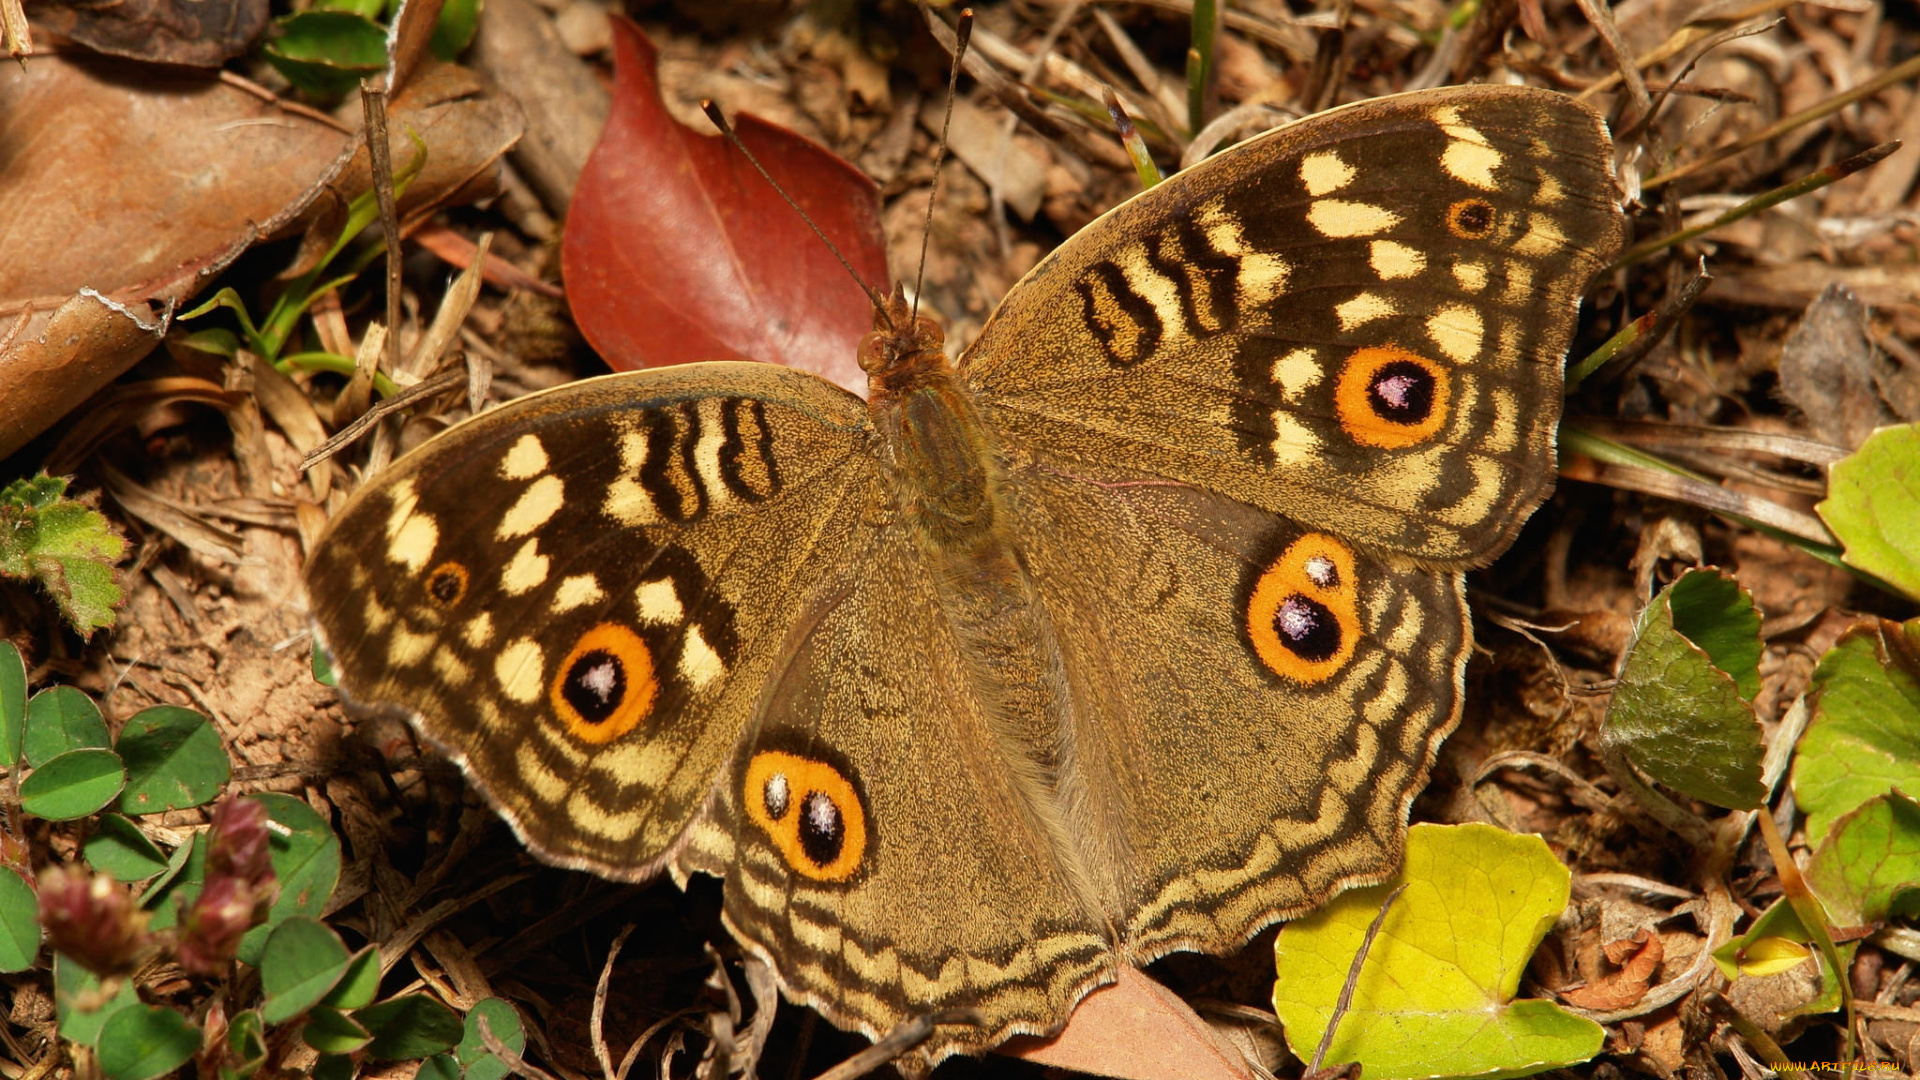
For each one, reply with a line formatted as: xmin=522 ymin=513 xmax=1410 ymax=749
xmin=304 ymin=363 xmax=874 ymax=878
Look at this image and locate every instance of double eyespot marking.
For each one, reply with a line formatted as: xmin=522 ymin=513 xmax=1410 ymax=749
xmin=551 ymin=623 xmax=659 ymax=744
xmin=745 ymin=750 xmax=868 ymax=881
xmin=1245 ymin=533 xmax=1361 ymax=685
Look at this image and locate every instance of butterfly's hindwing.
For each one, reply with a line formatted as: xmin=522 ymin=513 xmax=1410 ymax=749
xmin=1003 ymin=469 xmax=1467 ymax=957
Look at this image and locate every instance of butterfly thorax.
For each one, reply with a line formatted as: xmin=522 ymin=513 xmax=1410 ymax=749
xmin=860 ymin=291 xmax=1007 ymax=557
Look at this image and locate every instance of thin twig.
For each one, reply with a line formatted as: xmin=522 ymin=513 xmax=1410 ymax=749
xmin=477 ymin=1015 xmax=560 ymax=1080
xmin=1645 ymin=53 xmax=1920 ymax=190
xmin=300 ymin=366 xmax=467 ymax=471
xmin=1309 ymin=884 xmax=1406 ymax=1074
xmin=592 ymin=925 xmax=636 ymax=1080
xmin=808 ymin=1009 xmax=981 ymax=1080
xmin=361 ymin=80 xmax=403 ymax=380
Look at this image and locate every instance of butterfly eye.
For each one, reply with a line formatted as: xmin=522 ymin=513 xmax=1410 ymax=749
xmin=1446 ymin=198 xmax=1496 ymax=238
xmin=550 ymin=623 xmax=658 ymax=744
xmin=1334 ymin=347 xmax=1451 ymax=449
xmin=744 ymin=751 xmax=868 ymax=881
xmin=1245 ymin=534 xmax=1361 ymax=685
xmin=425 ymin=562 xmax=469 ymax=607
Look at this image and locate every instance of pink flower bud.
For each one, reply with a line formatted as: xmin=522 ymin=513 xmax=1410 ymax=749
xmin=38 ymin=864 xmax=151 ymax=977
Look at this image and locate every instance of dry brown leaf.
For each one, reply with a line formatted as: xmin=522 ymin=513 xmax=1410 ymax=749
xmin=0 ymin=54 xmax=349 ymax=309
xmin=1778 ymin=283 xmax=1897 ymax=451
xmin=0 ymin=53 xmax=352 ymax=456
xmin=924 ymin=97 xmax=1050 ymax=222
xmin=0 ymin=294 xmax=168 ymax=459
xmin=1562 ymin=928 xmax=1664 ymax=1012
xmin=26 ymin=0 xmax=266 ymax=66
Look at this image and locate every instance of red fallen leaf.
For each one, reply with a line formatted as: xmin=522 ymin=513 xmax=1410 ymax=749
xmin=561 ymin=17 xmax=886 ymax=394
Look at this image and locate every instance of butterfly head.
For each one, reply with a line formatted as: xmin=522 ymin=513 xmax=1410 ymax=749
xmin=858 ymin=285 xmax=948 ymax=399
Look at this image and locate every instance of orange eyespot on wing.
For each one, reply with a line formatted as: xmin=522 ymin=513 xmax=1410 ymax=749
xmin=1333 ymin=346 xmax=1451 ymax=449
xmin=424 ymin=562 xmax=469 ymax=607
xmin=744 ymin=750 xmax=868 ymax=881
xmin=551 ymin=623 xmax=659 ymax=744
xmin=1445 ymin=197 xmax=1496 ymax=238
xmin=1245 ymin=533 xmax=1361 ymax=684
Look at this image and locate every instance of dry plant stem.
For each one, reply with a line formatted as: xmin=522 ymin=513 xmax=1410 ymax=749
xmin=1613 ymin=16 xmax=1783 ymax=147
xmin=361 ymin=81 xmax=403 ymax=381
xmin=1092 ymin=6 xmax=1180 ymax=140
xmin=377 ymin=872 xmax=530 ymax=978
xmin=404 ymin=232 xmax=493 ymax=406
xmin=1 ymin=0 xmax=30 ymax=55
xmin=921 ymin=11 xmax=1075 ymax=147
xmin=1574 ymin=0 xmax=1651 ymax=124
xmin=1645 ymin=52 xmax=1920 ymax=190
xmin=300 ymin=367 xmax=467 ymax=471
xmin=808 ymin=1009 xmax=983 ymax=1080
xmin=1566 ymin=261 xmax=1711 ymax=388
xmin=1473 ymin=752 xmax=1615 ymax=816
xmin=1573 ymin=0 xmax=1798 ymax=103
xmin=1704 ymin=991 xmax=1815 ymax=1080
xmin=1308 ymin=883 xmax=1406 ymax=1075
xmin=1299 ymin=0 xmax=1349 ymax=114
xmin=617 ymin=1010 xmax=694 ymax=1080
xmin=1558 ymin=427 xmax=1837 ymax=550
xmin=1617 ymin=142 xmax=1902 ymax=267
xmin=963 ymin=21 xmax=1162 ymax=152
xmin=1119 ymin=0 xmax=1317 ymax=59
xmin=1755 ymin=808 xmax=1857 ymax=1076
xmin=1184 ymin=101 xmax=1292 ymax=169
xmin=1573 ymin=872 xmax=1697 ymax=901
xmin=698 ymin=103 xmax=888 ymax=317
xmin=1573 ymin=419 xmax=1847 ymax=468
xmin=477 ymin=1015 xmax=561 ymax=1080
xmin=591 ymin=924 xmax=636 ymax=1080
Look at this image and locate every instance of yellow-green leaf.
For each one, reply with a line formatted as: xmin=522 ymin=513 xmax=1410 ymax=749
xmin=1273 ymin=823 xmax=1602 ymax=1080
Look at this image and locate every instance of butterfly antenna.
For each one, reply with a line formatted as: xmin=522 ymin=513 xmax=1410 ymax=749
xmin=700 ymin=100 xmax=893 ymax=324
xmin=910 ymin=7 xmax=973 ymax=324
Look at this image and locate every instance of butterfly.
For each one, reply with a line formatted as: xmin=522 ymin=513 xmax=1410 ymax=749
xmin=303 ymin=84 xmax=1624 ymax=1072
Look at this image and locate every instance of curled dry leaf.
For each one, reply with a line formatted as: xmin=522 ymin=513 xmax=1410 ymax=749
xmin=1779 ymin=283 xmax=1898 ymax=451
xmin=0 ymin=294 xmax=168 ymax=461
xmin=0 ymin=55 xmax=349 ymax=309
xmin=1561 ymin=928 xmax=1664 ymax=1012
xmin=562 ymin=17 xmax=887 ymax=394
xmin=27 ymin=0 xmax=267 ymax=67
xmin=0 ymin=53 xmax=351 ymax=458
